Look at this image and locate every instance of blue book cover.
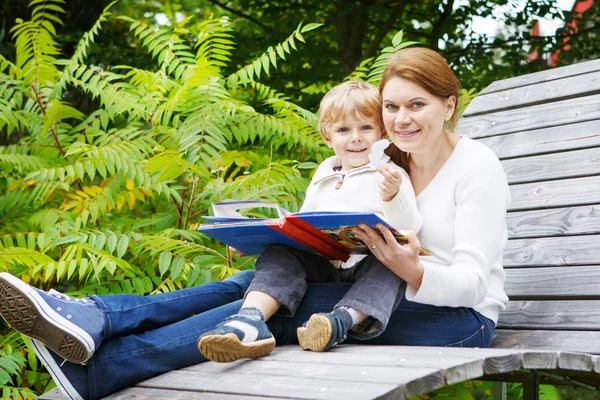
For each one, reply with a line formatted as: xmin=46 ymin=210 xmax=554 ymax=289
xmin=198 ymin=201 xmax=432 ymax=259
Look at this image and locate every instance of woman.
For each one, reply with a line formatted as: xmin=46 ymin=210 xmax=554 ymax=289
xmin=0 ymin=47 xmax=509 ymax=400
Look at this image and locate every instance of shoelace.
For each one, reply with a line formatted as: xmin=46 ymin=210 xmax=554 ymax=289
xmin=48 ymin=289 xmax=91 ymax=303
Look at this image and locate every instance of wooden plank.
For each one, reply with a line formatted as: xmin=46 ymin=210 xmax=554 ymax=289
xmin=480 ymin=59 xmax=600 ymax=95
xmin=505 ymin=266 xmax=600 ymax=298
xmin=558 ymin=353 xmax=594 ymax=371
xmin=501 ymin=147 xmax=600 ymax=184
xmin=507 ymin=206 xmax=600 ymax=238
xmin=39 ymin=389 xmax=65 ymax=400
xmin=509 ymin=176 xmax=600 ymax=211
xmin=104 ymin=388 xmax=272 ymax=399
xmin=183 ymin=359 xmax=438 ymax=385
xmin=498 ymin=300 xmax=600 ymax=330
xmin=504 ymin=235 xmax=600 ymax=267
xmin=464 ymin=70 xmax=600 ymax=116
xmin=493 ymin=330 xmax=600 ymax=354
xmin=477 ymin=119 xmax=600 ymax=159
xmin=136 ymin=370 xmax=398 ymax=400
xmin=455 ymin=94 xmax=600 ymax=139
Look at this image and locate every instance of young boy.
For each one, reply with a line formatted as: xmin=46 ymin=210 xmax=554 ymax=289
xmin=198 ymin=81 xmax=422 ymax=362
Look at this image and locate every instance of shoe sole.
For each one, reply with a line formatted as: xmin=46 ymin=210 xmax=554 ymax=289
xmin=0 ymin=273 xmax=94 ymax=363
xmin=297 ymin=314 xmax=332 ymax=352
xmin=31 ymin=339 xmax=85 ymax=400
xmin=198 ymin=333 xmax=275 ymax=363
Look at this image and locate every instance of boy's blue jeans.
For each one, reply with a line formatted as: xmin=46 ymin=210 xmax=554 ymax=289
xmin=87 ymin=270 xmax=495 ymax=400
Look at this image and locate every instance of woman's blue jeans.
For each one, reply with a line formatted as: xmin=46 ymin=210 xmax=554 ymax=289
xmin=87 ymin=271 xmax=494 ymax=399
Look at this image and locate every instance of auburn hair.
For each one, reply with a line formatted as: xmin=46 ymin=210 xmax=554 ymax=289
xmin=379 ymin=48 xmax=461 ymax=171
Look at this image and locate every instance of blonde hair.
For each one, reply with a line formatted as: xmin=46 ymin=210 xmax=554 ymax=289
xmin=318 ymin=81 xmax=384 ymax=140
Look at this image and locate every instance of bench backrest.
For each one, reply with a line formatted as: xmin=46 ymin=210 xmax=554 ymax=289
xmin=455 ymin=58 xmax=600 ymax=354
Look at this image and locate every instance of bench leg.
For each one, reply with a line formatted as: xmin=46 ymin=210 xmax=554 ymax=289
xmin=523 ymin=370 xmax=540 ymax=400
xmin=492 ymin=382 xmax=507 ymax=400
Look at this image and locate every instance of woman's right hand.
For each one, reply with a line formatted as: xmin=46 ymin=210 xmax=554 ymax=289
xmin=352 ymin=224 xmax=424 ymax=288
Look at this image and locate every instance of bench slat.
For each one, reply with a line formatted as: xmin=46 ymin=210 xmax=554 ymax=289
xmin=477 ymin=119 xmax=600 ymax=159
xmin=504 ymin=235 xmax=600 ymax=267
xmin=505 ymin=266 xmax=600 ymax=298
xmin=507 ymin=206 xmax=600 ymax=238
xmin=136 ymin=369 xmax=399 ymax=400
xmin=465 ymin=71 xmax=600 ymax=116
xmin=509 ymin=175 xmax=600 ymax=211
xmin=104 ymin=388 xmax=271 ymax=399
xmin=182 ymin=359 xmax=438 ymax=385
xmin=493 ymin=329 xmax=600 ymax=354
xmin=480 ymin=59 xmax=600 ymax=95
xmin=456 ymin=94 xmax=600 ymax=139
xmin=498 ymin=300 xmax=600 ymax=330
xmin=502 ymin=147 xmax=600 ymax=184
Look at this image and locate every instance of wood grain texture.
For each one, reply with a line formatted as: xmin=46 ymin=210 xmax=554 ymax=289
xmin=477 ymin=119 xmax=600 ymax=159
xmin=504 ymin=235 xmax=600 ymax=267
xmin=480 ymin=59 xmax=600 ymax=95
xmin=464 ymin=70 xmax=600 ymax=116
xmin=558 ymin=353 xmax=593 ymax=371
xmin=493 ymin=330 xmax=600 ymax=354
xmin=507 ymin=206 xmax=600 ymax=238
xmin=136 ymin=369 xmax=398 ymax=400
xmin=498 ymin=300 xmax=600 ymax=330
xmin=502 ymin=147 xmax=600 ymax=184
xmin=104 ymin=388 xmax=272 ymax=399
xmin=509 ymin=176 xmax=600 ymax=211
xmin=183 ymin=359 xmax=438 ymax=385
xmin=456 ymin=94 xmax=600 ymax=139
xmin=505 ymin=266 xmax=600 ymax=298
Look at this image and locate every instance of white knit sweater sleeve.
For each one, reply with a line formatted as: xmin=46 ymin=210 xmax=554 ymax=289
xmin=381 ymin=165 xmax=422 ymax=233
xmin=406 ymin=156 xmax=510 ymax=307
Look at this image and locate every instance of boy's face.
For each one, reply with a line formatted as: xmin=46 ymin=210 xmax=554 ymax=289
xmin=324 ymin=113 xmax=386 ymax=171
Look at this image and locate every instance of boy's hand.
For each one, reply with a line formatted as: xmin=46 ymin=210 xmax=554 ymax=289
xmin=377 ymin=165 xmax=402 ymax=202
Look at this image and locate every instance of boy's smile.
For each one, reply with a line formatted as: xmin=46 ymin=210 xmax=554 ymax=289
xmin=324 ymin=114 xmax=386 ymax=171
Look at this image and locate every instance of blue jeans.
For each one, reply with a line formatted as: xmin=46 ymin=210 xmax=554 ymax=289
xmin=86 ymin=271 xmax=495 ymax=399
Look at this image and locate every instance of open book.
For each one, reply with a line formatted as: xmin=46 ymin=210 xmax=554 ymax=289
xmin=198 ymin=201 xmax=432 ymax=262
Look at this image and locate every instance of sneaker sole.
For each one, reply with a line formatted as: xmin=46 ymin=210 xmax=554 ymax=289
xmin=30 ymin=339 xmax=85 ymax=400
xmin=297 ymin=314 xmax=332 ymax=352
xmin=0 ymin=273 xmax=94 ymax=363
xmin=198 ymin=333 xmax=275 ymax=363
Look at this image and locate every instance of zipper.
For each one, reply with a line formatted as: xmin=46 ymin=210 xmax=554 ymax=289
xmin=335 ymin=174 xmax=345 ymax=190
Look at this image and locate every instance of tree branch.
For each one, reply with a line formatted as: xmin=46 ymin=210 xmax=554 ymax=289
xmin=363 ymin=1 xmax=404 ymax=60
xmin=206 ymin=0 xmax=285 ymax=38
xmin=430 ymin=0 xmax=455 ymax=51
xmin=443 ymin=23 xmax=600 ymax=56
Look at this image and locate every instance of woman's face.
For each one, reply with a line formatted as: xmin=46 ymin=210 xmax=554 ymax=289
xmin=381 ymin=77 xmax=455 ymax=155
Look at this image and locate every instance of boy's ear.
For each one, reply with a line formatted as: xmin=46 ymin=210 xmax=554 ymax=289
xmin=323 ymin=135 xmax=334 ymax=148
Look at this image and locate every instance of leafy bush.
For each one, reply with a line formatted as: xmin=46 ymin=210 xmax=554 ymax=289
xmin=0 ymin=0 xmax=480 ymax=397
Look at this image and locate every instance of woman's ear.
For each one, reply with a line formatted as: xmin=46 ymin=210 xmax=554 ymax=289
xmin=445 ymin=95 xmax=457 ymax=121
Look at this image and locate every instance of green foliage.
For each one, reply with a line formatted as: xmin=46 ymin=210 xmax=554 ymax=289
xmin=0 ymin=0 xmax=478 ymax=397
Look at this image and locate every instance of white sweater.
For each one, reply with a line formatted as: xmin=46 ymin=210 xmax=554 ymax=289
xmin=300 ymin=155 xmax=422 ymax=268
xmin=405 ymin=137 xmax=510 ymax=324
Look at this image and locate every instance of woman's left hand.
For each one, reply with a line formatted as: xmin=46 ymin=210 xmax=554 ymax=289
xmin=352 ymin=223 xmax=424 ymax=288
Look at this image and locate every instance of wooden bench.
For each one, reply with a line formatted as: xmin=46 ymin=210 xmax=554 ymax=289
xmin=41 ymin=58 xmax=600 ymax=400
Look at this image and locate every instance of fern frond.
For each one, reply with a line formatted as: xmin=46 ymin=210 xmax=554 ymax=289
xmin=227 ymin=22 xmax=322 ymax=85
xmin=119 ymin=16 xmax=196 ymax=81
xmin=0 ymin=153 xmax=59 ymax=175
xmin=69 ymin=65 xmax=147 ymax=121
xmin=366 ymin=30 xmax=419 ymax=86
xmin=53 ymin=1 xmax=118 ymax=99
xmin=0 ymin=247 xmax=55 ymax=270
xmin=195 ymin=17 xmax=235 ymax=70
